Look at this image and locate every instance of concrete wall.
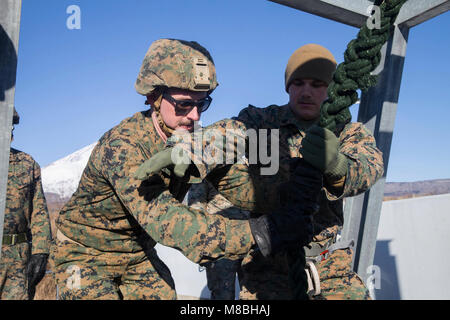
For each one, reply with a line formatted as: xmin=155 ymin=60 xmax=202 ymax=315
xmin=155 ymin=193 xmax=450 ymax=300
xmin=374 ymin=193 xmax=450 ymax=300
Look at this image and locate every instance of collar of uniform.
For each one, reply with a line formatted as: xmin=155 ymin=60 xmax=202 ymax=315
xmin=141 ymin=109 xmax=166 ymax=155
xmin=278 ymin=104 xmax=318 ymax=132
xmin=151 ymin=109 xmax=168 ymax=143
xmin=8 ymin=148 xmax=21 ymax=163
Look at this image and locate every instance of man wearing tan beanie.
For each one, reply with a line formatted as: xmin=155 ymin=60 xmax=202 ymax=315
xmin=285 ymin=43 xmax=337 ymax=120
xmin=198 ymin=43 xmax=382 ymax=300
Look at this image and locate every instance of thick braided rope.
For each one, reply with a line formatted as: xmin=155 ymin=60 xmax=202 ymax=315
xmin=289 ymin=0 xmax=407 ymax=300
xmin=318 ymin=0 xmax=407 ymax=132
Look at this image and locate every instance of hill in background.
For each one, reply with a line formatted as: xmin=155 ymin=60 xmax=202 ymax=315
xmin=383 ymin=179 xmax=450 ymax=201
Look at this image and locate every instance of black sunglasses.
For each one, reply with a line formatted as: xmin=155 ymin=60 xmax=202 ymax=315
xmin=162 ymin=93 xmax=212 ymax=115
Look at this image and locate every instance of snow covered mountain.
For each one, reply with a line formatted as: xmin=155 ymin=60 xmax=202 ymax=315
xmin=41 ymin=142 xmax=97 ymax=201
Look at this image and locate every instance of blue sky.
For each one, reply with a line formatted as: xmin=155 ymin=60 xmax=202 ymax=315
xmin=12 ymin=0 xmax=450 ymax=182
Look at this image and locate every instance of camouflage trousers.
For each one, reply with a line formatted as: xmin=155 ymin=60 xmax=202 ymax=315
xmin=51 ymin=237 xmax=176 ymax=300
xmin=311 ymin=248 xmax=371 ymax=300
xmin=239 ymin=251 xmax=294 ymax=300
xmin=0 ymin=242 xmax=30 ymax=300
xmin=238 ymin=248 xmax=370 ymax=300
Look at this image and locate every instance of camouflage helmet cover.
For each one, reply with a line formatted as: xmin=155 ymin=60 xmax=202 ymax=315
xmin=13 ymin=107 xmax=19 ymax=125
xmin=135 ymin=38 xmax=218 ymax=96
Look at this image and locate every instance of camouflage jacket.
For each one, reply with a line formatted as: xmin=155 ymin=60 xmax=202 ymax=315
xmin=237 ymin=104 xmax=383 ymax=240
xmin=184 ymin=104 xmax=384 ymax=242
xmin=56 ymin=111 xmax=254 ymax=264
xmin=188 ymin=180 xmax=250 ymax=221
xmin=4 ymin=148 xmax=51 ymax=255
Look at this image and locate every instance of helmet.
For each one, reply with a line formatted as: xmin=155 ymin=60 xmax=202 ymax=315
xmin=12 ymin=107 xmax=19 ymax=125
xmin=135 ymin=39 xmax=218 ymax=96
xmin=285 ymin=44 xmax=337 ymax=92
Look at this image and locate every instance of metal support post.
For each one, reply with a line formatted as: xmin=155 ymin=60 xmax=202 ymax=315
xmin=342 ymin=24 xmax=410 ymax=298
xmin=0 ymin=0 xmax=22 ymax=258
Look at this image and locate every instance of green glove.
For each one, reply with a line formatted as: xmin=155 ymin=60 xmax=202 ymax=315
xmin=134 ymin=148 xmax=190 ymax=180
xmin=300 ymin=125 xmax=348 ymax=180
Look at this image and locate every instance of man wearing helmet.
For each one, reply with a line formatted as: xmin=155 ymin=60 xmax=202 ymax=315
xmin=142 ymin=43 xmax=384 ymax=299
xmin=51 ymin=39 xmax=321 ymax=299
xmin=0 ymin=107 xmax=52 ymax=300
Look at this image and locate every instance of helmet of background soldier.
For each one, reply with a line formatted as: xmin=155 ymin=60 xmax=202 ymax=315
xmin=135 ymin=38 xmax=218 ymax=96
xmin=13 ymin=107 xmax=20 ymax=125
xmin=285 ymin=43 xmax=337 ymax=92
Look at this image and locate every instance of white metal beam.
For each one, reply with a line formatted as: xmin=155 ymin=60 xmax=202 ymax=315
xmin=269 ymin=0 xmax=373 ymax=28
xmin=269 ymin=0 xmax=449 ymax=28
xmin=396 ymin=0 xmax=449 ymax=27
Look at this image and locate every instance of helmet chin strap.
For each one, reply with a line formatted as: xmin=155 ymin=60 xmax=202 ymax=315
xmin=146 ymin=91 xmax=175 ymax=137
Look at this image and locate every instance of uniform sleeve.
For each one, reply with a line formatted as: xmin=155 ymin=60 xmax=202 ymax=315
xmin=167 ymin=118 xmax=251 ymax=180
xmin=30 ymin=161 xmax=52 ymax=255
xmin=99 ymin=137 xmax=254 ymax=265
xmin=168 ymin=112 xmax=282 ymax=213
xmin=324 ymin=122 xmax=384 ymax=200
xmin=207 ymin=106 xmax=286 ymax=214
xmin=188 ymin=181 xmax=251 ymax=219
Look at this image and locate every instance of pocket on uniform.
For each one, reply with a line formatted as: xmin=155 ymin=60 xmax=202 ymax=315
xmin=16 ymin=242 xmax=31 ymax=264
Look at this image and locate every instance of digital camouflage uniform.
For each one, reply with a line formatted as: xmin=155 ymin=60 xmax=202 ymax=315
xmin=0 ymin=148 xmax=52 ymax=300
xmin=51 ymin=111 xmax=255 ymax=300
xmin=188 ymin=181 xmax=250 ymax=299
xmin=184 ymin=103 xmax=383 ymax=300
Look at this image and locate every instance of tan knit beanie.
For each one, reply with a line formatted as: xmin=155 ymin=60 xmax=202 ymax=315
xmin=285 ymin=44 xmax=337 ymax=92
